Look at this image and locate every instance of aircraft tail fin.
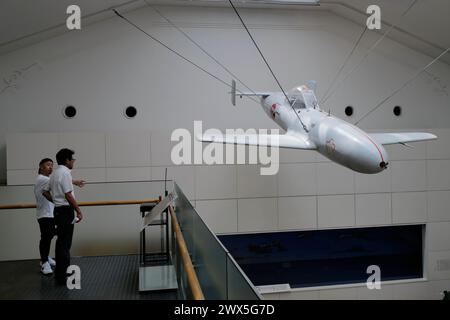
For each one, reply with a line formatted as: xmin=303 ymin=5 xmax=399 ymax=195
xmin=230 ymin=79 xmax=271 ymax=106
xmin=231 ymin=79 xmax=236 ymax=106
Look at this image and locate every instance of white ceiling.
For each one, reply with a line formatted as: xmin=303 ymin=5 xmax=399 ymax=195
xmin=0 ymin=0 xmax=449 ymax=64
xmin=0 ymin=0 xmax=122 ymax=44
xmin=320 ymin=0 xmax=450 ymax=65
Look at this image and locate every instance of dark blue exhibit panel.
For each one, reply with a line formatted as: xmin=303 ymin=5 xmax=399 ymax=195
xmin=219 ymin=225 xmax=424 ymax=288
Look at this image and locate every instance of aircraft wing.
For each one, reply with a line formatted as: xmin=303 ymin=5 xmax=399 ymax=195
xmin=369 ymin=132 xmax=437 ymax=145
xmin=197 ymin=132 xmax=316 ymax=150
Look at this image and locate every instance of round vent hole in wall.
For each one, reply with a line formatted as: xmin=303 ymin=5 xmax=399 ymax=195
xmin=345 ymin=106 xmax=353 ymax=117
xmin=124 ymin=106 xmax=137 ymax=119
xmin=63 ymin=105 xmax=77 ymax=119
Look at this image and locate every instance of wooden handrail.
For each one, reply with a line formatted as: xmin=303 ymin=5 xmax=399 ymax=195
xmin=0 ymin=198 xmax=159 ymax=210
xmin=169 ymin=205 xmax=205 ymax=300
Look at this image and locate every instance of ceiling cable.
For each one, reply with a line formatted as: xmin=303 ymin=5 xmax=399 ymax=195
xmin=320 ymin=25 xmax=368 ymax=104
xmin=228 ymin=0 xmax=290 ymax=103
xmin=113 ymin=8 xmax=259 ymax=104
xmin=228 ymin=0 xmax=310 ymax=132
xmin=354 ymin=46 xmax=450 ymax=125
xmin=321 ymin=0 xmax=419 ymax=105
xmin=144 ymin=0 xmax=258 ymax=97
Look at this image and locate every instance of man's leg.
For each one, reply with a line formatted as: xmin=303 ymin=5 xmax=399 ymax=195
xmin=54 ymin=207 xmax=74 ymax=284
xmin=38 ymin=217 xmax=55 ymax=264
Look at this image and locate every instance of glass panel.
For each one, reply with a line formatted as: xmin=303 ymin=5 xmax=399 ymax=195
xmin=288 ymin=85 xmax=318 ymax=109
xmin=173 ymin=182 xmax=261 ymax=300
xmin=174 ymin=183 xmax=227 ymax=299
xmin=192 ymin=212 xmax=227 ymax=299
xmin=175 ymin=241 xmax=189 ymax=300
xmin=301 ymin=89 xmax=318 ymax=109
xmin=227 ymin=254 xmax=262 ymax=300
xmin=173 ymin=183 xmax=194 ymax=254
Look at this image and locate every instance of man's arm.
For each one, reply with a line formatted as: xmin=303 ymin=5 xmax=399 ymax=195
xmin=65 ymin=192 xmax=83 ymax=222
xmin=42 ymin=191 xmax=53 ymax=203
xmin=73 ymin=179 xmax=85 ymax=188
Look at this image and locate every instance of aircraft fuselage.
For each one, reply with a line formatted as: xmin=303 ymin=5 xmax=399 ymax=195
xmin=262 ymin=93 xmax=389 ymax=174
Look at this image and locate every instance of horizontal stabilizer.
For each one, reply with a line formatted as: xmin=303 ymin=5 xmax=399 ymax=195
xmin=236 ymin=92 xmax=271 ymax=97
xmin=230 ymin=79 xmax=270 ymax=105
xmin=370 ymin=132 xmax=437 ymax=145
xmin=197 ymin=132 xmax=316 ymax=150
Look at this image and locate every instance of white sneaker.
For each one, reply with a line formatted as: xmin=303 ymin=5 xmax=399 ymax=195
xmin=41 ymin=261 xmax=53 ymax=275
xmin=48 ymin=257 xmax=56 ymax=267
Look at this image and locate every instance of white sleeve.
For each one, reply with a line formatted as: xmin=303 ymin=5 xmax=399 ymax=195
xmin=61 ymin=172 xmax=74 ymax=194
xmin=41 ymin=179 xmax=50 ymax=192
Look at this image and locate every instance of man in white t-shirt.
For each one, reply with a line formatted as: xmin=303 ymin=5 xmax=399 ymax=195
xmin=34 ymin=158 xmax=57 ymax=275
xmin=43 ymin=148 xmax=83 ymax=285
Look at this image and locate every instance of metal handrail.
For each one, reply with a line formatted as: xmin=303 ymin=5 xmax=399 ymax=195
xmin=0 ymin=198 xmax=160 ymax=210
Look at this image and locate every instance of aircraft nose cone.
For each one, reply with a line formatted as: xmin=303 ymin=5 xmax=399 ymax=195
xmin=359 ymin=139 xmax=389 ymax=174
xmin=380 ymin=161 xmax=389 ymax=170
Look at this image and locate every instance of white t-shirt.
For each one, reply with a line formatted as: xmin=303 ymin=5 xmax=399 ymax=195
xmin=34 ymin=174 xmax=55 ymax=219
xmin=45 ymin=165 xmax=74 ymax=207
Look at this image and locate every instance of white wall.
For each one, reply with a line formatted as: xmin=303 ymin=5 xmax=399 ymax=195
xmin=0 ymin=5 xmax=450 ymax=299
xmin=1 ymin=5 xmax=450 ymax=183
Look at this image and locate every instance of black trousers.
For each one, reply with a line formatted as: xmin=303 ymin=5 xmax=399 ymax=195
xmin=54 ymin=206 xmax=75 ymax=281
xmin=37 ymin=217 xmax=56 ymax=264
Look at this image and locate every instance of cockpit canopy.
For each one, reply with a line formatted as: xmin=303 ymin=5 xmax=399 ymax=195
xmin=288 ymin=85 xmax=318 ymax=110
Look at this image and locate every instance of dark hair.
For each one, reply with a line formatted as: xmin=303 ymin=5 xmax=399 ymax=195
xmin=38 ymin=158 xmax=53 ymax=174
xmin=56 ymin=148 xmax=75 ymax=165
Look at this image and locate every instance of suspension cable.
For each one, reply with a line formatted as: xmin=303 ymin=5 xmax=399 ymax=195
xmin=322 ymin=0 xmax=419 ymax=105
xmin=144 ymin=0 xmax=258 ymax=96
xmin=320 ymin=25 xmax=368 ymax=103
xmin=354 ymin=46 xmax=450 ymax=125
xmin=113 ymin=8 xmax=259 ymax=105
xmin=228 ymin=0 xmax=310 ymax=132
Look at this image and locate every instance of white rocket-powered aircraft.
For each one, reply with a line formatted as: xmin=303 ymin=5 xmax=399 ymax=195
xmin=199 ymin=80 xmax=437 ymax=174
xmin=112 ymin=5 xmax=438 ymax=175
